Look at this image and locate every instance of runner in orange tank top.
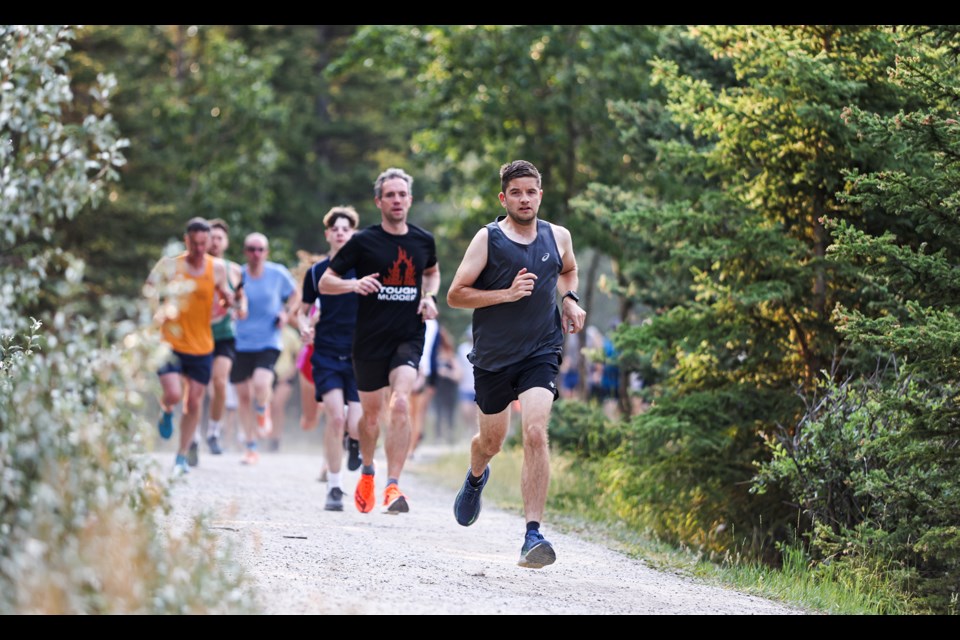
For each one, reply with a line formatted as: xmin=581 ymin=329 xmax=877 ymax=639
xmin=146 ymin=217 xmax=235 ymax=476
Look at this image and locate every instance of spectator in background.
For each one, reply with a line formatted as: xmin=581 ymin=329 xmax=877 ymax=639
xmin=432 ymin=324 xmax=462 ymax=444
xmin=409 ymin=317 xmax=439 ymax=459
xmin=456 ymin=327 xmax=477 ymax=441
xmin=559 ymin=331 xmax=580 ymax=399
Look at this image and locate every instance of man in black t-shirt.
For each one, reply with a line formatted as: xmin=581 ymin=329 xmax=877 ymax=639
xmin=320 ymin=168 xmax=440 ymax=516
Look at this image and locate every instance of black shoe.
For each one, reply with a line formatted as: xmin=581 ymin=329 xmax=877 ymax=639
xmin=518 ymin=530 xmax=556 ymax=569
xmin=346 ymin=438 xmax=361 ymax=471
xmin=187 ymin=441 xmax=199 ymax=467
xmin=453 ymin=465 xmax=489 ymax=526
xmin=324 ymin=487 xmax=344 ymax=511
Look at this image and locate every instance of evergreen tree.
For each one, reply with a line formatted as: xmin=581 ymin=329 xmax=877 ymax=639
xmin=759 ymin=26 xmax=960 ymax=609
xmin=589 ymin=26 xmax=908 ymax=555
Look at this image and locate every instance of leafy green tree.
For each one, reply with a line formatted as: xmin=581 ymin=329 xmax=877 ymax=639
xmin=67 ymin=25 xmax=288 ymax=300
xmin=1 ymin=25 xmax=127 ymax=328
xmin=1 ymin=25 xmax=254 ymax=614
xmin=329 ymin=25 xmax=663 ymax=336
xmin=227 ymin=25 xmax=412 ymax=256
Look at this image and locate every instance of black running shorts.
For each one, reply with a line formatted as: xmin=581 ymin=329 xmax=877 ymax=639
xmin=473 ymin=352 xmax=560 ymax=415
xmin=352 ymin=339 xmax=423 ymax=392
xmin=230 ymin=348 xmax=281 ymax=384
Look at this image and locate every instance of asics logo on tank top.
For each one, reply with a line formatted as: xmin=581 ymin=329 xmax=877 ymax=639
xmin=378 ymin=246 xmax=419 ymax=302
xmin=541 ymin=253 xmax=550 ymax=261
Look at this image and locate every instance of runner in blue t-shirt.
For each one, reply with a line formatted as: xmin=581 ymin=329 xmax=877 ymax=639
xmin=231 ymin=232 xmax=297 ymax=466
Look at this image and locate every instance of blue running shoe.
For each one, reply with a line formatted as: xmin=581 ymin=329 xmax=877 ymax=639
xmin=453 ymin=465 xmax=489 ymax=526
xmin=157 ymin=411 xmax=174 ymax=440
xmin=518 ymin=530 xmax=556 ymax=569
xmin=207 ymin=435 xmax=223 ymax=455
xmin=171 ymin=455 xmax=190 ymax=478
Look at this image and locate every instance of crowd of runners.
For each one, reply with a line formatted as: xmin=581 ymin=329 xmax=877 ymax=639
xmin=146 ymin=161 xmax=586 ymax=569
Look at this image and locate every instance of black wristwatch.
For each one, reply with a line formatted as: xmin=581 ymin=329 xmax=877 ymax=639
xmin=562 ymin=290 xmax=580 ymax=304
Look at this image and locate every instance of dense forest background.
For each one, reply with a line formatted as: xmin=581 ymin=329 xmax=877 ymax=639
xmin=2 ymin=25 xmax=958 ymax=613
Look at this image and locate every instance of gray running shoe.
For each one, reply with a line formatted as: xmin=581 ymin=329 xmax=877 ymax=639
xmin=325 ymin=487 xmax=344 ymax=511
xmin=187 ymin=441 xmax=199 ymax=467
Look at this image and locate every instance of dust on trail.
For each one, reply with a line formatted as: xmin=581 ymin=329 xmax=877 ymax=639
xmin=158 ymin=448 xmax=805 ymax=615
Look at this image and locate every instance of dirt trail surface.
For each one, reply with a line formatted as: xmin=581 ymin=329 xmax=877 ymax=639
xmin=157 ymin=448 xmax=805 ymax=615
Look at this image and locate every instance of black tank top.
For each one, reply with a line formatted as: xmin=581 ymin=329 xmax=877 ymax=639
xmin=469 ymin=216 xmax=564 ymax=371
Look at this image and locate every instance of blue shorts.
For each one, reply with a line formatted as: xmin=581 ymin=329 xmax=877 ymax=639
xmin=157 ymin=350 xmax=214 ymax=385
xmin=311 ymin=351 xmax=360 ymax=403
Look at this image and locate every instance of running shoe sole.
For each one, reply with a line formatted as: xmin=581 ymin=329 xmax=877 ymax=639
xmin=325 ymin=489 xmax=344 ymax=511
xmin=518 ymin=541 xmax=557 ymax=569
xmin=382 ymin=494 xmax=409 ymax=514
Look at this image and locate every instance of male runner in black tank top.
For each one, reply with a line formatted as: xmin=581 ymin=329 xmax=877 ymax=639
xmin=320 ymin=168 xmax=441 ymax=516
xmin=447 ymin=160 xmax=587 ymax=569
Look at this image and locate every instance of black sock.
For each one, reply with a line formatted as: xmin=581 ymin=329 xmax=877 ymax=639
xmin=362 ymin=464 xmax=375 ymax=475
xmin=526 ymin=521 xmax=540 ymax=533
xmin=468 ymin=470 xmax=484 ymax=487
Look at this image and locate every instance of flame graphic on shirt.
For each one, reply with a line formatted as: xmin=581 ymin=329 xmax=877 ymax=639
xmin=383 ymin=246 xmax=417 ymax=286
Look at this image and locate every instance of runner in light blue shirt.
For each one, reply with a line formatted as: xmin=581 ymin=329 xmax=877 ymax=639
xmin=230 ymin=232 xmax=298 ymax=465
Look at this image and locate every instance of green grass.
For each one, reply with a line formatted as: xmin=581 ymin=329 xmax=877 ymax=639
xmin=412 ymin=444 xmax=920 ymax=615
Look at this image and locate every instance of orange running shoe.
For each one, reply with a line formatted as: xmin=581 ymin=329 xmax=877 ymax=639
xmin=354 ymin=472 xmax=375 ymax=513
xmin=241 ymin=449 xmax=260 ymax=466
xmin=255 ymin=404 xmax=273 ymax=438
xmin=382 ymin=483 xmax=409 ymax=515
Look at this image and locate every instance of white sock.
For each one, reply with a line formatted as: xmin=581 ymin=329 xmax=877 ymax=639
xmin=208 ymin=419 xmax=222 ymax=438
xmin=327 ymin=471 xmax=342 ymax=490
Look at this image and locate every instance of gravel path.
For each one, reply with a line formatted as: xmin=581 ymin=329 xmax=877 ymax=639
xmin=158 ymin=447 xmax=805 ymax=615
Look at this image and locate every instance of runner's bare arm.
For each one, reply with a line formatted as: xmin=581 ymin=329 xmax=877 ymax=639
xmin=277 ymin=290 xmax=299 ymax=328
xmin=231 ymin=262 xmax=248 ymax=320
xmin=213 ymin=258 xmax=236 ymax=310
xmin=447 ymin=228 xmax=537 ymax=309
xmin=320 ymin=266 xmax=380 ymax=296
xmin=418 ymin=263 xmax=441 ymax=320
xmin=295 ymin=299 xmax=315 ymax=342
xmin=552 ymin=224 xmax=586 ymax=334
xmin=144 ymin=257 xmax=174 ymax=326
